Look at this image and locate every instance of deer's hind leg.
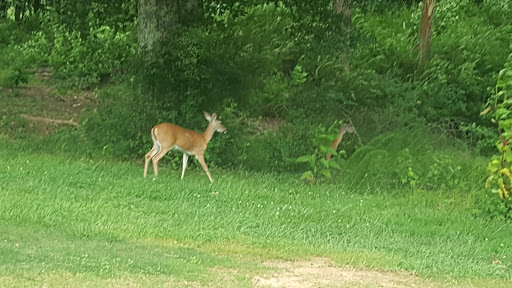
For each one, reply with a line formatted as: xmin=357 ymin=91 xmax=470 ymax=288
xmin=144 ymin=140 xmax=160 ymax=177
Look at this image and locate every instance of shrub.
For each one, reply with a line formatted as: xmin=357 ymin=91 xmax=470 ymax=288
xmin=483 ymin=57 xmax=512 ymax=220
xmin=2 ymin=67 xmax=28 ymax=87
xmin=296 ymin=121 xmax=344 ymax=181
xmin=340 ymin=125 xmax=483 ymax=191
xmin=80 ymin=85 xmax=144 ymax=159
xmin=49 ymin=24 xmax=137 ymax=89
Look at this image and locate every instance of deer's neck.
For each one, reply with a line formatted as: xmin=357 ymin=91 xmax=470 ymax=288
xmin=202 ymin=123 xmax=215 ymax=143
xmin=337 ymin=130 xmax=348 ymax=141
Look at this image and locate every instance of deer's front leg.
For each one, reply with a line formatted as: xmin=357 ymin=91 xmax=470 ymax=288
xmin=196 ymin=154 xmax=214 ymax=183
xmin=181 ymin=153 xmax=189 ymax=180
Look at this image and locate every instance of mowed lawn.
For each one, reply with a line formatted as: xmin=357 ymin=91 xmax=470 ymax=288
xmin=0 ymin=142 xmax=510 ymax=287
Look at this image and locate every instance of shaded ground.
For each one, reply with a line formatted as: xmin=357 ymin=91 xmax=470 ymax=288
xmin=0 ymin=71 xmax=97 ymax=135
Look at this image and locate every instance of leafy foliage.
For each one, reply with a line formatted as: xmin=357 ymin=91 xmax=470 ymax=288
xmin=296 ymin=121 xmax=344 ymax=181
xmin=341 ymin=125 xmax=480 ymax=191
xmin=80 ymin=85 xmax=144 ymax=159
xmin=2 ymin=67 xmax=28 ymax=87
xmin=49 ymin=24 xmax=137 ymax=89
xmin=484 ymin=57 xmax=512 ymax=219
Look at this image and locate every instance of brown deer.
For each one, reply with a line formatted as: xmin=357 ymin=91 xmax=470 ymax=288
xmin=325 ymin=123 xmax=355 ymax=160
xmin=143 ymin=112 xmax=226 ymax=183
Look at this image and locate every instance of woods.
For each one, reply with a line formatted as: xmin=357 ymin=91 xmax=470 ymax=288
xmin=0 ymin=0 xmax=511 ymax=217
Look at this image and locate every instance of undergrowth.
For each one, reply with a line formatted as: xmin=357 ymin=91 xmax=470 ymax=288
xmin=340 ymin=125 xmax=485 ymax=191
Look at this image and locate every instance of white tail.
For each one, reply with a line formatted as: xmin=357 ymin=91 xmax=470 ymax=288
xmin=143 ymin=112 xmax=226 ymax=183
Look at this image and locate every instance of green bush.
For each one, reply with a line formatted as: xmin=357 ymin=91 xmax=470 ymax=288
xmin=80 ymin=85 xmax=144 ymax=159
xmin=482 ymin=56 xmax=512 ymax=220
xmin=296 ymin=121 xmax=344 ymax=181
xmin=205 ymin=3 xmax=299 ymax=116
xmin=2 ymin=68 xmax=28 ymax=87
xmin=341 ymin=126 xmax=484 ymax=191
xmin=425 ymin=0 xmax=511 ymax=122
xmin=49 ymin=24 xmax=137 ymax=89
xmin=207 ymin=105 xmax=313 ymax=172
xmin=1 ymin=12 xmax=137 ymax=90
xmin=251 ymin=124 xmax=311 ymax=173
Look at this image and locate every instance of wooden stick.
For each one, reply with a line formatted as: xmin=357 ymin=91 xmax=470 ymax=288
xmin=21 ymin=114 xmax=78 ymax=127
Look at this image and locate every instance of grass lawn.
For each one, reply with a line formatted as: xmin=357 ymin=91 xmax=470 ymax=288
xmin=0 ymin=142 xmax=511 ymax=287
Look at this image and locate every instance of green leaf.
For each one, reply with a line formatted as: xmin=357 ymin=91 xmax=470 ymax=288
xmin=316 ymin=135 xmax=330 ymax=141
xmin=320 ymin=158 xmax=329 ymax=168
xmin=500 ymin=119 xmax=512 ymax=130
xmin=328 ymin=161 xmax=341 ymax=169
xmin=296 ymin=155 xmax=313 ymax=163
xmin=496 ymin=141 xmax=504 ymax=152
xmin=320 ymin=145 xmax=338 ymax=155
xmin=505 ymin=151 xmax=512 ymax=162
xmin=497 ymin=79 xmax=508 ymax=88
xmin=300 ymin=170 xmax=314 ymax=180
xmin=325 ymin=147 xmax=337 ymax=155
xmin=320 ymin=169 xmax=331 ymax=178
xmin=487 ymin=163 xmax=499 ymax=174
xmin=496 ymin=107 xmax=508 ymax=117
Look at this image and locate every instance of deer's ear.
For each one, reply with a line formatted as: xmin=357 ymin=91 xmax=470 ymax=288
xmin=211 ymin=113 xmax=217 ymax=120
xmin=204 ymin=112 xmax=211 ymax=121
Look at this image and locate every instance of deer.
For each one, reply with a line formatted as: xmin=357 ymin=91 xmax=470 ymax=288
xmin=325 ymin=123 xmax=355 ymax=161
xmin=143 ymin=112 xmax=226 ymax=183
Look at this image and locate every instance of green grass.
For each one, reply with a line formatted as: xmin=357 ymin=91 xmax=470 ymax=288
xmin=0 ymin=141 xmax=511 ymax=286
xmin=1 ymin=225 xmax=257 ymax=287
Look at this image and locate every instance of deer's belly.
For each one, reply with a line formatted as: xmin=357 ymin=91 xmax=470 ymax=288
xmin=172 ymin=145 xmax=194 ymax=155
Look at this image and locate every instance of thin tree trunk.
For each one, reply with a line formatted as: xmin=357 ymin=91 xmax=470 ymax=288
xmin=15 ymin=1 xmax=23 ymax=21
xmin=332 ymin=0 xmax=352 ymax=72
xmin=50 ymin=0 xmax=62 ymax=17
xmin=332 ymin=0 xmax=352 ymax=25
xmin=0 ymin=0 xmax=6 ymax=19
xmin=34 ymin=0 xmax=42 ymax=14
xmin=419 ymin=0 xmax=436 ymax=68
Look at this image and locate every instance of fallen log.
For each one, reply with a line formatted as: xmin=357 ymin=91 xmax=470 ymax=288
xmin=21 ymin=114 xmax=78 ymax=127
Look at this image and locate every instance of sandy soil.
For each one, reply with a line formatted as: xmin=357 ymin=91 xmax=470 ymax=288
xmin=252 ymin=258 xmax=438 ymax=288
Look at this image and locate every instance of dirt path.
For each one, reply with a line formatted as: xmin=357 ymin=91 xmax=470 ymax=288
xmin=252 ymin=258 xmax=439 ymax=288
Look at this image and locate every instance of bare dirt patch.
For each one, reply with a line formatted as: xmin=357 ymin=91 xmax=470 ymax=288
xmin=250 ymin=117 xmax=286 ymax=135
xmin=1 ymin=83 xmax=98 ymax=135
xmin=252 ymin=257 xmax=437 ymax=288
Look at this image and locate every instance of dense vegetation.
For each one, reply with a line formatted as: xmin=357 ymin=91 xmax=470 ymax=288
xmin=1 ymin=1 xmax=511 ymax=214
xmin=0 ymin=1 xmax=511 ymax=285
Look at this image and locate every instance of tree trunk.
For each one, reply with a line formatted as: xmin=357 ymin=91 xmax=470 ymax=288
xmin=419 ymin=0 xmax=436 ymax=68
xmin=138 ymin=0 xmax=199 ymax=56
xmin=0 ymin=0 xmax=6 ymax=20
xmin=332 ymin=0 xmax=352 ymax=22
xmin=50 ymin=0 xmax=62 ymax=16
xmin=332 ymin=0 xmax=352 ymax=72
xmin=15 ymin=1 xmax=23 ymax=21
xmin=34 ymin=0 xmax=42 ymax=14
xmin=138 ymin=0 xmax=179 ymax=55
